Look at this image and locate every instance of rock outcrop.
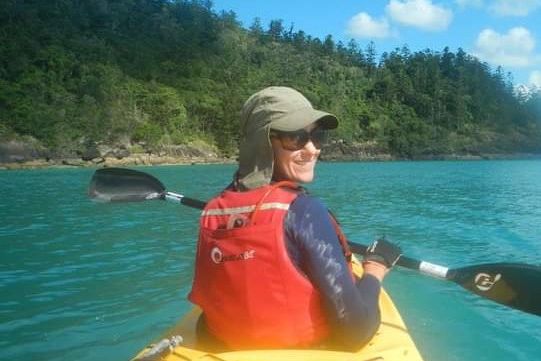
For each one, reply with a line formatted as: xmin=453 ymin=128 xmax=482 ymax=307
xmin=320 ymin=140 xmax=393 ymax=161
xmin=0 ymin=137 xmax=49 ymax=163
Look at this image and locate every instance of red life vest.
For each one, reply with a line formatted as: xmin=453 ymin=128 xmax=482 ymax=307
xmin=189 ymin=182 xmax=336 ymax=349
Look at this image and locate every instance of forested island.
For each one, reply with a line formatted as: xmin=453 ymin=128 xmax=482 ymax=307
xmin=2 ymin=0 xmax=541 ymax=168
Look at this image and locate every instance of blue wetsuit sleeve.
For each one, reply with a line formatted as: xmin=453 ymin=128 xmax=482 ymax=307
xmin=285 ymin=194 xmax=381 ymax=350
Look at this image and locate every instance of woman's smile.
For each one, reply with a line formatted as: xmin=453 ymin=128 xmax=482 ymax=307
xmin=271 ymin=124 xmax=321 ymax=184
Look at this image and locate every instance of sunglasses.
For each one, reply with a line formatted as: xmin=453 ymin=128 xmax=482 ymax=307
xmin=270 ymin=127 xmax=329 ymax=151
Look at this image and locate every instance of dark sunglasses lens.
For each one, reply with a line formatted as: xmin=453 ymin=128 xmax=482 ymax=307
xmin=281 ymin=131 xmax=309 ymax=151
xmin=273 ymin=128 xmax=328 ymax=150
xmin=310 ymin=128 xmax=328 ymax=148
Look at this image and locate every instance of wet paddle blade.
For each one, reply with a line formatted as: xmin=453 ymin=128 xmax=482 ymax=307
xmin=88 ymin=168 xmax=165 ymax=202
xmin=450 ymin=263 xmax=541 ymax=316
xmin=351 ymin=239 xmax=541 ymax=317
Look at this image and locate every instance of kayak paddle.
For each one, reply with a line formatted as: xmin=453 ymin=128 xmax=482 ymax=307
xmin=88 ymin=167 xmax=541 ymax=317
xmin=88 ymin=167 xmax=206 ymax=209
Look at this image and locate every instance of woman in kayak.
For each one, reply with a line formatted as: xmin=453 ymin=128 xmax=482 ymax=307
xmin=189 ymin=86 xmax=402 ymax=351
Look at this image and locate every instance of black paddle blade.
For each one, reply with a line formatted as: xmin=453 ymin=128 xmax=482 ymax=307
xmin=450 ymin=263 xmax=541 ymax=316
xmin=88 ymin=168 xmax=166 ymax=202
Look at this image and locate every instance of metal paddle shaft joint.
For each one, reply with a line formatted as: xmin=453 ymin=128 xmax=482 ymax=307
xmin=164 ymin=192 xmax=184 ymax=203
xmin=165 ymin=192 xmax=206 ymax=209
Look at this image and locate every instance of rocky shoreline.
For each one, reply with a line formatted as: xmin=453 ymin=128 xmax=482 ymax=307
xmin=0 ymin=154 xmax=237 ymax=170
xmin=0 ymin=138 xmax=236 ymax=170
xmin=1 ymin=138 xmax=539 ymax=170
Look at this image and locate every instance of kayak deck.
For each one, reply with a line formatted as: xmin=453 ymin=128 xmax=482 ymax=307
xmin=132 ymin=259 xmax=424 ymax=361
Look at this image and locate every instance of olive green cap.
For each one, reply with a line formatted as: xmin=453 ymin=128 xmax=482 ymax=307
xmin=236 ymin=86 xmax=338 ymax=190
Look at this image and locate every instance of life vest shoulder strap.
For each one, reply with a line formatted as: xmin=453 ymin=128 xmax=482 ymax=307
xmin=250 ymin=181 xmax=299 ymax=224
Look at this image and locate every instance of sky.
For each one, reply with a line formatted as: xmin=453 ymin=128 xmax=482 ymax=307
xmin=211 ymin=0 xmax=541 ymax=88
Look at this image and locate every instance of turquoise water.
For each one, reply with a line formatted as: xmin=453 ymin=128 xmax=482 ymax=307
xmin=1 ymin=161 xmax=540 ymax=360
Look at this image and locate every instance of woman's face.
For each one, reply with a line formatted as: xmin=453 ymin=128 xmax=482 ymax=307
xmin=271 ymin=123 xmax=321 ymax=184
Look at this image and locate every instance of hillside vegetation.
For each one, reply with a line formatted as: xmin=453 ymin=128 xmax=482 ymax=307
xmin=1 ymin=0 xmax=541 ymax=161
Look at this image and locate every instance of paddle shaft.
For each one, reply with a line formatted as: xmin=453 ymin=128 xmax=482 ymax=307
xmin=163 ymin=191 xmax=207 ymax=209
xmin=89 ymin=168 xmax=541 ymax=317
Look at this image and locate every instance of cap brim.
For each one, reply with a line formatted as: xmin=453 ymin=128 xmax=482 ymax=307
xmin=270 ymin=107 xmax=338 ymax=131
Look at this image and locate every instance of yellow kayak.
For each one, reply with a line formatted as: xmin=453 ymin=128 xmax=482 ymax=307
xmin=132 ymin=258 xmax=424 ymax=361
